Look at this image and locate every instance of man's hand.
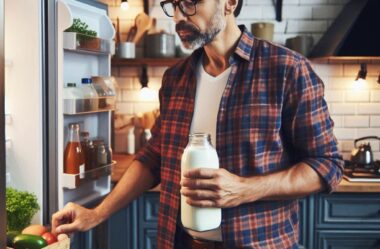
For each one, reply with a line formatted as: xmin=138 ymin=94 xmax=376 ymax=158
xmin=180 ymin=168 xmax=251 ymax=208
xmin=51 ymin=202 xmax=102 ymax=235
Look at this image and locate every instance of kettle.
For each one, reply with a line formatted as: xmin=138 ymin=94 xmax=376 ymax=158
xmin=351 ymin=136 xmax=380 ymax=167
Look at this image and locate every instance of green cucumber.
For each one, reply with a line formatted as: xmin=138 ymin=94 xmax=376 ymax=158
xmin=6 ymin=230 xmax=20 ymax=247
xmin=13 ymin=234 xmax=47 ymax=249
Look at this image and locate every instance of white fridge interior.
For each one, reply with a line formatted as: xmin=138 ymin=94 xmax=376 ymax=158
xmin=57 ymin=0 xmax=115 ymax=209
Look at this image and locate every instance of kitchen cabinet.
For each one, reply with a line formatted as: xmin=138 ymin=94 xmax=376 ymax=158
xmin=109 ymin=191 xmax=380 ymax=249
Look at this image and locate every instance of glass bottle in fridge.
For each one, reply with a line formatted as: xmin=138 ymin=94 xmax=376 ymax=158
xmin=63 ymin=82 xmax=84 ymax=112
xmin=81 ymin=77 xmax=99 ymax=111
xmin=64 ymin=123 xmax=85 ymax=179
xmin=181 ymin=133 xmax=221 ymax=231
xmin=80 ymin=131 xmax=96 ymax=172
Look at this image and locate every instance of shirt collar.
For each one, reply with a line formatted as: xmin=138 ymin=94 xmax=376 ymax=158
xmin=188 ymin=25 xmax=254 ymax=69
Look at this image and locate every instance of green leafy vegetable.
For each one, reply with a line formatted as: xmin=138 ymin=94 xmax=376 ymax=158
xmin=6 ymin=187 xmax=40 ymax=232
xmin=65 ymin=18 xmax=97 ymax=37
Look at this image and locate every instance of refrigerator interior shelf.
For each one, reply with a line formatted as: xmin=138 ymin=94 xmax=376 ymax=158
xmin=63 ymin=32 xmax=112 ymax=55
xmin=63 ymin=97 xmax=115 ymax=114
xmin=62 ymin=161 xmax=116 ymax=189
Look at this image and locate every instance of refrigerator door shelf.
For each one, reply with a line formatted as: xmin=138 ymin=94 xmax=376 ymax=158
xmin=63 ymin=97 xmax=115 ymax=115
xmin=63 ymin=32 xmax=112 ymax=55
xmin=62 ymin=161 xmax=116 ymax=189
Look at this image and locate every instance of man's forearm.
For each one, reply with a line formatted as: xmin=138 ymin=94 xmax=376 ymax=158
xmin=94 ymin=160 xmax=156 ymax=222
xmin=241 ymin=163 xmax=325 ymax=203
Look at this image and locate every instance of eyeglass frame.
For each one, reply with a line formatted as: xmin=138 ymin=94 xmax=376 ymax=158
xmin=160 ymin=0 xmax=199 ymax=17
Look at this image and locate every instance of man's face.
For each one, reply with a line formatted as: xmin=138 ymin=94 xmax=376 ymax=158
xmin=174 ymin=0 xmax=226 ymax=49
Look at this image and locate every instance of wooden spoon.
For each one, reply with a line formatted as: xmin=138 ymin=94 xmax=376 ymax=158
xmin=132 ymin=13 xmax=152 ymax=44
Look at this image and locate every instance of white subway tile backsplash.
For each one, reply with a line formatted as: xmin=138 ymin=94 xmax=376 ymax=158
xmin=345 ymin=91 xmax=370 ymax=102
xmin=343 ymin=64 xmax=360 ymax=77
xmin=371 ymin=91 xmax=380 ymax=102
xmin=122 ymin=90 xmax=140 ymax=102
xmin=116 ymin=103 xmax=134 ymax=115
xmin=331 ymin=115 xmax=343 ymax=127
xmin=120 ymin=67 xmax=139 ymax=77
xmin=301 ymin=0 xmax=328 ymax=4
xmin=356 ymin=129 xmax=380 ymax=138
xmin=334 ymin=128 xmax=357 ymax=140
xmin=340 ymin=140 xmax=354 ymax=152
xmin=116 ymin=77 xmax=134 ymax=90
xmin=314 ymin=64 xmax=343 ymax=77
xmin=331 ymin=103 xmax=356 ymax=115
xmin=286 ymin=20 xmax=327 ymax=33
xmin=324 ymin=90 xmax=344 ymax=102
xmin=357 ymin=104 xmax=380 ymax=115
xmin=373 ymin=152 xmax=380 ymax=160
xmin=283 ymin=6 xmax=312 ymax=19
xmin=344 ymin=116 xmax=369 ymax=128
xmin=312 ymin=6 xmax=343 ymax=19
xmin=238 ymin=6 xmax=263 ymax=19
xmin=370 ymin=116 xmax=380 ymax=127
xmin=134 ymin=102 xmax=160 ymax=114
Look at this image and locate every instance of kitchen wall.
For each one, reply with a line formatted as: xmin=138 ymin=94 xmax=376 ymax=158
xmin=109 ymin=0 xmax=380 ymax=160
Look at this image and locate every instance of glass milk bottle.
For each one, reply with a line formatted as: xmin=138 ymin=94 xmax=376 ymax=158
xmin=181 ymin=133 xmax=221 ymax=231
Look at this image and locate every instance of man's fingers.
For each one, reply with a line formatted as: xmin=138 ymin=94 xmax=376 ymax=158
xmin=183 ymin=168 xmax=218 ymax=178
xmin=186 ymin=198 xmax=217 ymax=208
xmin=55 ymin=221 xmax=80 ymax=234
xmin=181 ymin=188 xmax=217 ymax=200
xmin=181 ymin=178 xmax=218 ymax=189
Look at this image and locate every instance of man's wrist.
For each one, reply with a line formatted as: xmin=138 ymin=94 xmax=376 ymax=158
xmin=239 ymin=175 xmax=268 ymax=204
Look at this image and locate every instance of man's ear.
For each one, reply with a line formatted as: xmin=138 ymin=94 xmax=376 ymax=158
xmin=225 ymin=0 xmax=238 ymax=15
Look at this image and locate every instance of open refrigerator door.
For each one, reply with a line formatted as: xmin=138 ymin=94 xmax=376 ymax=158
xmin=57 ymin=0 xmax=116 ymax=209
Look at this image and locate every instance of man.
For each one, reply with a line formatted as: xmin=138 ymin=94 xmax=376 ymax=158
xmin=52 ymin=0 xmax=344 ymax=247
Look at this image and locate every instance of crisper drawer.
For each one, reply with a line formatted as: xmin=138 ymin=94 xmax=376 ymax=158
xmin=316 ymin=193 xmax=380 ymax=229
xmin=315 ymin=230 xmax=380 ymax=249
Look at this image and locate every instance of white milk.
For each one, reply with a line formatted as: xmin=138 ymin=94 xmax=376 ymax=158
xmin=181 ymin=133 xmax=221 ymax=231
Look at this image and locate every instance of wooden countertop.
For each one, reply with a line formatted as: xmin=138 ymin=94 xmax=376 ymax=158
xmin=112 ymin=154 xmax=380 ymax=193
xmin=335 ymin=178 xmax=380 ymax=193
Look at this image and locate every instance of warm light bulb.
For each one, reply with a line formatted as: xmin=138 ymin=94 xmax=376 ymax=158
xmin=121 ymin=0 xmax=129 ymax=10
xmin=139 ymin=87 xmax=155 ymax=101
xmin=353 ymin=78 xmax=367 ymax=91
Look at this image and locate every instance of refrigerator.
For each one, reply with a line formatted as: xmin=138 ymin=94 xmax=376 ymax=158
xmin=3 ymin=0 xmax=115 ymax=248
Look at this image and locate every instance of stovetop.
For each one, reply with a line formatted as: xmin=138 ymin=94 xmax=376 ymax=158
xmin=343 ymin=160 xmax=380 ymax=182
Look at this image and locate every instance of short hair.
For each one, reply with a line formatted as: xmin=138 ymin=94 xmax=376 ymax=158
xmin=234 ymin=0 xmax=242 ymax=17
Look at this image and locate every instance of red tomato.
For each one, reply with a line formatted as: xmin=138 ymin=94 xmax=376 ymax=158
xmin=22 ymin=224 xmax=47 ymax=236
xmin=42 ymin=232 xmax=58 ymax=245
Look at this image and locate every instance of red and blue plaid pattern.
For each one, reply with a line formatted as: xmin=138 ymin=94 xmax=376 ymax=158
xmin=135 ymin=25 xmax=343 ymax=248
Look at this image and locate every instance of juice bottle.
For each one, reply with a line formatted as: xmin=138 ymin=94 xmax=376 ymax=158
xmin=64 ymin=123 xmax=85 ymax=178
xmin=181 ymin=133 xmax=221 ymax=231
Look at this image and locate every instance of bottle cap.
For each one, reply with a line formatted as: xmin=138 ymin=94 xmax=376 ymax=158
xmin=81 ymin=78 xmax=92 ymax=84
xmin=67 ymin=82 xmax=77 ymax=87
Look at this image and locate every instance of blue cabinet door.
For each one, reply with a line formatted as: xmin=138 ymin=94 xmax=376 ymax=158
xmin=315 ymin=230 xmax=380 ymax=249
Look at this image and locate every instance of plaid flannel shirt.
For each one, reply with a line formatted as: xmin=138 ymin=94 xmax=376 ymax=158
xmin=135 ymin=25 xmax=344 ymax=249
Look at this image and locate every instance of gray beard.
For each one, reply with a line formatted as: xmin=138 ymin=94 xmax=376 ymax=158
xmin=179 ymin=6 xmax=226 ymax=49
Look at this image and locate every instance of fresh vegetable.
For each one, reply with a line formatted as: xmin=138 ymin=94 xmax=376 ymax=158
xmin=13 ymin=234 xmax=47 ymax=249
xmin=6 ymin=187 xmax=40 ymax=232
xmin=42 ymin=232 xmax=57 ymax=245
xmin=6 ymin=230 xmax=20 ymax=247
xmin=65 ymin=18 xmax=97 ymax=37
xmin=57 ymin=233 xmax=69 ymax=241
xmin=22 ymin=224 xmax=47 ymax=236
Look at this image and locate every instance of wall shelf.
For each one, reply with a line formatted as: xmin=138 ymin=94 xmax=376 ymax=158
xmin=111 ymin=57 xmax=183 ymax=67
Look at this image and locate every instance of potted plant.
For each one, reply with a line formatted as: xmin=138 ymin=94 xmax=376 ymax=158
xmin=65 ymin=18 xmax=100 ymax=51
xmin=6 ymin=187 xmax=40 ymax=232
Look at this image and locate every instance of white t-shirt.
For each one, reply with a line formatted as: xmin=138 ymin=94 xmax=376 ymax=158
xmin=184 ymin=58 xmax=231 ymax=242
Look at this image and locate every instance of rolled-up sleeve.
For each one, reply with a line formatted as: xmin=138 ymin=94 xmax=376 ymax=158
xmin=282 ymin=58 xmax=344 ymax=192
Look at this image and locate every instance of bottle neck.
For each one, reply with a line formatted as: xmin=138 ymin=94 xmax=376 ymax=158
xmin=68 ymin=125 xmax=81 ymax=142
xmin=188 ymin=133 xmax=212 ymax=147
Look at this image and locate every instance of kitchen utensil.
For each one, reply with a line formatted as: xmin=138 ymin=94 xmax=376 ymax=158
xmin=133 ymin=13 xmax=152 ymax=44
xmin=251 ymin=22 xmax=274 ymax=41
xmin=351 ymin=136 xmax=380 ymax=167
xmin=285 ymin=35 xmax=314 ymax=56
xmin=144 ymin=33 xmax=175 ymax=58
xmin=126 ymin=25 xmax=137 ymax=42
xmin=116 ymin=17 xmax=121 ymax=45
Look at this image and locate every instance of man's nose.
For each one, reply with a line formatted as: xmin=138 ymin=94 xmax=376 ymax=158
xmin=173 ymin=5 xmax=187 ymax=23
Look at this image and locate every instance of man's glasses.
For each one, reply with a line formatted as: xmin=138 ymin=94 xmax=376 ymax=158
xmin=160 ymin=0 xmax=199 ymax=17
